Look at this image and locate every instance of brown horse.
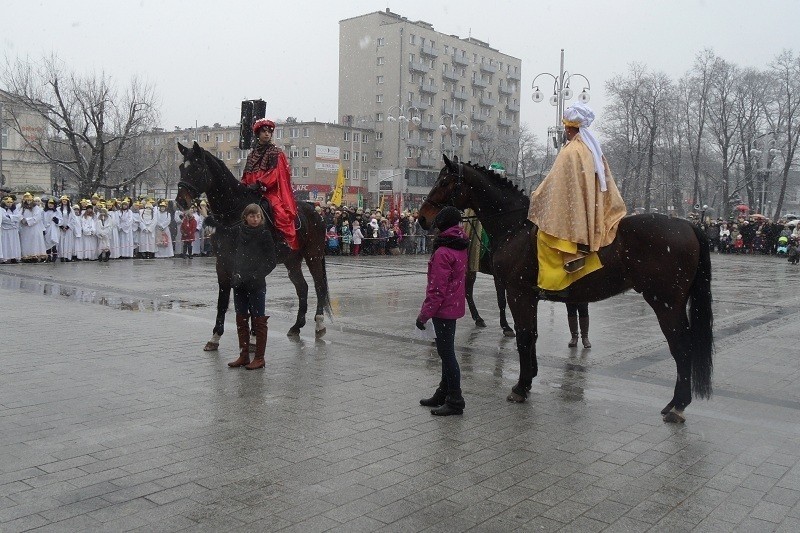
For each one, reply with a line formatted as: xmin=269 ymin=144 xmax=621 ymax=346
xmin=176 ymin=142 xmax=331 ymax=347
xmin=418 ymin=156 xmax=713 ymax=423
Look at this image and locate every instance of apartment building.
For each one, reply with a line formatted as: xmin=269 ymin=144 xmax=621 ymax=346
xmin=0 ymin=89 xmax=51 ymax=193
xmin=138 ymin=120 xmax=376 ymax=205
xmin=338 ymin=8 xmax=522 ymax=200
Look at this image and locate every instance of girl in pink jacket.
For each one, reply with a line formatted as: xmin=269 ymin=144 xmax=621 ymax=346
xmin=416 ymin=206 xmax=469 ymax=416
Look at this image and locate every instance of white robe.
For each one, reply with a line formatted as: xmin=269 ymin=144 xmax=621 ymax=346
xmin=117 ymin=209 xmax=134 ymax=257
xmin=131 ymin=210 xmax=142 ymax=249
xmin=173 ymin=210 xmax=184 ymax=254
xmin=1 ymin=207 xmax=22 ymax=261
xmin=19 ymin=205 xmax=47 ymax=260
xmin=57 ymin=206 xmax=77 ymax=259
xmin=138 ymin=208 xmax=157 ymax=253
xmin=155 ymin=209 xmax=174 ymax=258
xmin=192 ymin=213 xmax=204 ymax=254
xmin=108 ymin=210 xmax=121 ymax=259
xmin=79 ymin=215 xmax=97 ymax=260
xmin=42 ymin=209 xmax=60 ymax=249
xmin=95 ymin=216 xmax=113 ymax=253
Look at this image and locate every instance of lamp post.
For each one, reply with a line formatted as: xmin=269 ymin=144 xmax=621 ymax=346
xmin=750 ymin=135 xmax=780 ymax=215
xmin=530 ymin=49 xmax=591 ymax=155
xmin=387 ymin=105 xmax=420 ymax=212
xmin=439 ymin=99 xmax=470 ymax=159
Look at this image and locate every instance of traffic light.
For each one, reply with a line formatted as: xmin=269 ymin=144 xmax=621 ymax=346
xmin=238 ymin=99 xmax=267 ymax=150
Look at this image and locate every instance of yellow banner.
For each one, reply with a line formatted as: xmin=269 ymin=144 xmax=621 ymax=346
xmin=330 ymin=162 xmax=345 ymax=206
xmin=379 ymin=195 xmax=385 ymax=214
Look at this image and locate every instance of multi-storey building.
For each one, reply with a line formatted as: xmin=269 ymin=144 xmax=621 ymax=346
xmin=338 ymin=8 xmax=522 ymax=205
xmin=0 ymin=89 xmax=51 ymax=194
xmin=138 ymin=120 xmax=376 ymax=206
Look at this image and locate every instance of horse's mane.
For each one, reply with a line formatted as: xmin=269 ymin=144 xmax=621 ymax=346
xmin=463 ymin=162 xmax=529 ymax=204
xmin=202 ymin=148 xmax=240 ymax=183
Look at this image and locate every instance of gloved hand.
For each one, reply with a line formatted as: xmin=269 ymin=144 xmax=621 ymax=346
xmin=415 ymin=318 xmax=426 ymax=331
xmin=247 ymin=182 xmax=263 ymax=193
xmin=52 ymin=216 xmax=59 ymax=223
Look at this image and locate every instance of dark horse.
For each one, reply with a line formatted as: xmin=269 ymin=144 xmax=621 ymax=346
xmin=419 ymin=156 xmax=713 ymax=423
xmin=175 ymin=142 xmax=332 ymax=347
xmin=463 ymin=214 xmax=515 ymax=337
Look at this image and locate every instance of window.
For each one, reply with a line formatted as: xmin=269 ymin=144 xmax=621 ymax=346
xmin=302 ymin=127 xmax=309 ymax=137
xmin=376 ymin=131 xmax=383 ymax=140
xmin=216 ymin=151 xmax=224 ymax=159
xmin=275 ymin=128 xmax=283 ymax=139
xmin=377 ymin=75 xmax=384 ymax=84
xmin=203 ymin=133 xmax=210 ymax=142
xmin=408 ymin=91 xmax=414 ymax=102
xmin=443 ymin=45 xmax=449 ymax=55
xmin=2 ymin=125 xmax=9 ymax=148
xmin=303 ymin=148 xmax=310 ymax=157
xmin=376 ymin=94 xmax=383 ymax=103
xmin=290 ymin=128 xmax=299 ymax=138
xmin=291 ymin=166 xmax=297 ymax=177
xmin=409 ymin=34 xmax=416 ymax=44
xmin=227 ymin=132 xmax=233 ymax=142
xmin=410 ymin=74 xmax=417 ymax=84
xmin=409 ymin=53 xmax=415 ymax=63
xmin=343 ymin=151 xmax=350 ymax=161
xmin=377 ymin=56 xmax=385 ymax=65
xmin=343 ymin=131 xmax=350 ymax=141
xmin=227 ymin=151 xmax=232 ymax=160
xmin=377 ymin=37 xmax=385 ymax=46
xmin=362 ymin=134 xmax=369 ymax=143
xmin=344 ymin=170 xmax=351 ymax=179
xmin=362 ymin=170 xmax=368 ymax=180
xmin=302 ymin=167 xmax=309 ymax=178
xmin=215 ymin=133 xmax=223 ymax=142
xmin=375 ymin=150 xmax=383 ymax=159
xmin=353 ymin=132 xmax=360 ymax=142
xmin=361 ymin=152 xmax=368 ymax=162
xmin=376 ymin=113 xmax=383 ymax=122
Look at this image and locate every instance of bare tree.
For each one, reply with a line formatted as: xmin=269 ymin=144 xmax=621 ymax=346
xmin=767 ymin=50 xmax=800 ymax=221
xmin=2 ymin=54 xmax=160 ymax=197
xmin=734 ymin=68 xmax=769 ymax=211
xmin=705 ymin=56 xmax=740 ymax=218
xmin=680 ymin=49 xmax=716 ymax=209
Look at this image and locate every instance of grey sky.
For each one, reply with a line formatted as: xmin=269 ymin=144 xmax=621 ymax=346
xmin=3 ymin=0 xmax=799 ymax=139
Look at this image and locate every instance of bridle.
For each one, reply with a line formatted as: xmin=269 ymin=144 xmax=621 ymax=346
xmin=422 ymin=161 xmax=464 ymax=210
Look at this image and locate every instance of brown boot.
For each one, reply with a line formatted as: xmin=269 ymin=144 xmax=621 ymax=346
xmin=579 ymin=316 xmax=591 ymax=348
xmin=567 ymin=315 xmax=579 ymax=347
xmin=228 ymin=314 xmax=251 ymax=367
xmin=245 ymin=315 xmax=268 ymax=370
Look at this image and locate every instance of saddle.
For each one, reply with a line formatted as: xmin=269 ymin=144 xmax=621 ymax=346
xmin=258 ymin=198 xmax=300 ymax=261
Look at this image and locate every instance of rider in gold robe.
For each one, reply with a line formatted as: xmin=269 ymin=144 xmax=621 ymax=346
xmin=528 ymin=103 xmax=627 ymax=291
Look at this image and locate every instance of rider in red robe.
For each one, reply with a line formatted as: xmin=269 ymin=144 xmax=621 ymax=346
xmin=241 ymin=118 xmax=299 ymax=250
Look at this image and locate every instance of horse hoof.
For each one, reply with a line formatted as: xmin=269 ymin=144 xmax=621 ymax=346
xmin=660 ymin=402 xmax=675 ymax=415
xmin=287 ymin=328 xmax=301 ymax=337
xmin=315 ymin=327 xmax=326 ymax=339
xmin=662 ymin=408 xmax=686 ymax=424
xmin=203 ymin=342 xmax=219 ymax=351
xmin=502 ymin=328 xmax=516 ymax=337
xmin=475 ymin=319 xmax=487 ymax=328
xmin=506 ymin=392 xmax=527 ymax=403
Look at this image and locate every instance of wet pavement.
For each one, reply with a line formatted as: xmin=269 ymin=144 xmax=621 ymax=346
xmin=1 ymin=253 xmax=799 ymax=532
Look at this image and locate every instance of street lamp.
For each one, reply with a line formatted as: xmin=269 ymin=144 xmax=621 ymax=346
xmin=386 ymin=105 xmax=420 ymax=211
xmin=439 ymin=99 xmax=470 ymax=159
xmin=530 ymin=49 xmax=591 ymax=154
xmin=750 ymin=136 xmax=781 ymax=215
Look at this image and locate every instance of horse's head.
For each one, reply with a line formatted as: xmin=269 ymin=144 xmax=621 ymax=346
xmin=176 ymin=141 xmax=211 ymax=209
xmin=418 ymin=154 xmax=471 ymax=230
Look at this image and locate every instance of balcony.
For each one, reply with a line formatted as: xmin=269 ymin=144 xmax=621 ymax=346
xmin=499 ymin=84 xmax=514 ymax=95
xmin=406 ymin=137 xmax=427 ymax=148
xmin=419 ymin=155 xmax=438 ymax=168
xmin=453 ymin=54 xmax=470 ymax=66
xmin=480 ymin=62 xmax=497 ymax=74
xmin=409 ymin=60 xmax=430 ymax=74
xmin=410 ymin=98 xmax=429 ymax=111
xmin=419 ymin=82 xmax=438 ymax=94
xmin=452 ymin=90 xmax=469 ymax=101
xmin=471 ymin=77 xmax=488 ymax=89
xmin=498 ymin=117 xmax=514 ymax=127
xmin=419 ymin=120 xmax=438 ymax=131
xmin=480 ymin=96 xmax=497 ymax=107
xmin=442 ymin=69 xmax=460 ymax=82
xmin=507 ymin=70 xmax=521 ymax=81
xmin=420 ymin=44 xmax=439 ymax=58
xmin=506 ymin=102 xmax=520 ymax=112
xmin=442 ymin=103 xmax=455 ymax=115
xmin=471 ymin=112 xmax=487 ymax=122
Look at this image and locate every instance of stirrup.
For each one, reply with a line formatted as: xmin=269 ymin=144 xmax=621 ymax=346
xmin=564 ymin=257 xmax=586 ymax=273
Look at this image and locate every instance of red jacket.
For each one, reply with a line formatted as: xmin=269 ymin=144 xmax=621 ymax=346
xmin=418 ymin=226 xmax=468 ymax=322
xmin=180 ymin=216 xmax=197 ymax=242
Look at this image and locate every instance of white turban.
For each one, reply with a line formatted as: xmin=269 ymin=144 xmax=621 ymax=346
xmin=563 ymin=103 xmax=607 ymax=192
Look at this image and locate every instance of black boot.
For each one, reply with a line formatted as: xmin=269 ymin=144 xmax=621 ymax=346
xmin=420 ymin=385 xmax=447 ymax=407
xmin=567 ymin=315 xmax=579 ymax=348
xmin=431 ymin=389 xmax=464 ymax=416
xmin=579 ymin=316 xmax=591 ymax=348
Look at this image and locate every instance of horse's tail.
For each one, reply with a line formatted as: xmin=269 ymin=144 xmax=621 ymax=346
xmin=688 ymin=223 xmax=714 ymax=399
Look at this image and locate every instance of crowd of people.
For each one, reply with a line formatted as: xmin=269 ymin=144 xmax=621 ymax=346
xmin=319 ymin=205 xmax=431 ymax=256
xmin=696 ymin=215 xmax=800 ymax=261
xmin=0 ymin=192 xmax=211 ymax=264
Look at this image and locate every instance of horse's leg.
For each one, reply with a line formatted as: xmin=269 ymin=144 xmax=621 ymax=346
xmin=644 ymin=293 xmax=692 ymax=423
xmin=494 ymin=277 xmax=515 ymax=337
xmin=465 ymin=271 xmax=486 ymax=327
xmin=286 ymin=257 xmax=308 ymax=337
xmin=205 ymin=282 xmax=231 ymax=351
xmin=304 ymin=254 xmax=328 ymax=338
xmin=505 ymin=290 xmax=538 ymax=402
